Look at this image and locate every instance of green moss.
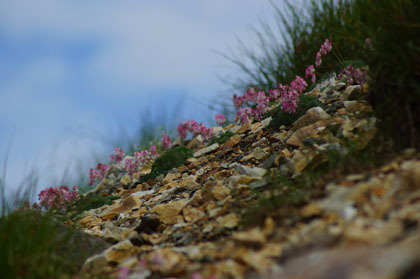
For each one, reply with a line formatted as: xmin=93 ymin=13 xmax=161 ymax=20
xmin=66 ymin=193 xmax=119 ymax=220
xmin=210 ymin=131 xmax=235 ymax=145
xmin=141 ymin=146 xmax=193 ymax=182
xmin=264 ymin=94 xmax=324 ymax=130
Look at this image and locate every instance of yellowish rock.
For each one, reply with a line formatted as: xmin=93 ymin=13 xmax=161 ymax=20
xmin=182 ymin=205 xmax=206 ymax=222
xmin=104 ymin=240 xmax=137 ymax=263
xmin=211 ymin=184 xmax=231 ymax=201
xmin=151 ymin=199 xmax=187 ymax=225
xmin=221 ymin=134 xmax=241 ymax=148
xmin=101 ymin=195 xmax=141 ymax=221
xmin=301 ymin=203 xmax=321 ymax=217
xmin=120 ymin=174 xmax=132 ymax=187
xmin=216 ymin=213 xmax=239 ymax=229
xmin=162 ymin=173 xmax=179 ymax=185
xmin=232 ymin=227 xmax=266 ymax=246
xmin=236 ymin=121 xmax=251 ymax=134
xmin=147 ymin=248 xmax=186 ymax=275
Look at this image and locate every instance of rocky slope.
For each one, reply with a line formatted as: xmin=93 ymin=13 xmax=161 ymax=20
xmin=72 ymin=75 xmax=420 ymax=279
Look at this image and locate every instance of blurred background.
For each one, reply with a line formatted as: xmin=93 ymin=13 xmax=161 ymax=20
xmin=0 ymin=0 xmax=285 ymax=198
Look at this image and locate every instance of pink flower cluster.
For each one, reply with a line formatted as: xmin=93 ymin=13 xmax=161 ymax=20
xmin=215 ymin=114 xmax=226 ymax=125
xmin=161 ymin=133 xmax=172 ymax=151
xmin=125 ymin=145 xmax=159 ymax=175
xmin=110 ymin=147 xmax=125 ymax=164
xmin=38 ymin=185 xmax=80 ymax=213
xmin=233 ymin=75 xmax=308 ymax=124
xmin=364 ymin=37 xmax=374 ymax=51
xmin=233 ymin=89 xmax=271 ymax=123
xmin=315 ymin=38 xmax=332 ymax=67
xmin=338 ymin=65 xmax=366 ymax=86
xmin=305 ymin=38 xmax=333 ymax=84
xmin=305 ymin=65 xmax=316 ymax=84
xmin=89 ymin=163 xmax=110 ymax=185
xmin=177 ymin=120 xmax=213 ymax=141
xmin=233 ymin=88 xmax=265 ymax=109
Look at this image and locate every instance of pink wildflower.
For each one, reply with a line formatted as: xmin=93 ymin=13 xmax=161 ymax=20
xmin=110 ymin=147 xmax=125 ymax=164
xmin=290 ymin=75 xmax=307 ymax=94
xmin=233 ymin=94 xmax=243 ymax=109
xmin=364 ymin=37 xmax=374 ymax=51
xmin=268 ymin=88 xmax=280 ymax=100
xmin=305 ymin=65 xmax=316 ymax=84
xmin=315 ymin=38 xmax=332 ymax=67
xmin=125 ymin=158 xmax=135 ymax=175
xmin=149 ymin=145 xmax=158 ymax=156
xmin=338 ymin=65 xmax=366 ymax=86
xmin=117 ymin=266 xmax=130 ymax=279
xmin=152 ymin=253 xmax=165 ymax=265
xmin=89 ymin=163 xmax=109 ymax=185
xmin=190 ymin=272 xmax=203 ymax=279
xmin=320 ymin=38 xmax=332 ymax=55
xmin=38 ymin=185 xmax=80 ymax=213
xmin=215 ymin=114 xmax=226 ymax=125
xmin=177 ymin=120 xmax=213 ymax=141
xmin=255 ymin=91 xmax=270 ymax=117
xmin=161 ymin=134 xmax=172 ymax=151
xmin=243 ymin=87 xmax=258 ymax=103
xmin=315 ymin=51 xmax=322 ymax=67
xmin=177 ymin=123 xmax=188 ymax=139
xmin=279 ymin=76 xmax=307 ymax=114
xmin=235 ymin=107 xmax=252 ymax=124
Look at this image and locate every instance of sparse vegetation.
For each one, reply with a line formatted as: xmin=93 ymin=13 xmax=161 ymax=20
xmin=223 ymin=0 xmax=420 ymax=149
xmin=141 ymin=146 xmax=193 ymax=182
xmin=0 ymin=210 xmax=78 ymax=279
xmin=66 ymin=192 xmax=119 ymax=220
xmin=211 ymin=130 xmax=235 ymax=145
xmin=240 ymin=135 xmax=390 ymax=228
xmin=265 ymin=94 xmax=324 ymax=130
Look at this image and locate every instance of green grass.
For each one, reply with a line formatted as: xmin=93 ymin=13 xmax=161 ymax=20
xmin=264 ymin=94 xmax=324 ymax=130
xmin=210 ymin=130 xmax=235 ymax=145
xmin=222 ymin=0 xmax=420 ymax=149
xmin=53 ymin=192 xmax=120 ymax=222
xmin=0 ymin=210 xmax=75 ymax=279
xmin=0 ymin=209 xmax=109 ymax=279
xmin=141 ymin=146 xmax=193 ymax=182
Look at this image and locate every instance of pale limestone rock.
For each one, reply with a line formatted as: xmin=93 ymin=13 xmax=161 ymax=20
xmin=216 ymin=213 xmax=239 ymax=229
xmin=292 ymin=107 xmax=331 ymax=131
xmin=233 ymin=164 xmax=267 ymax=177
xmin=193 ymin=143 xmax=219 ymax=158
xmin=151 ymin=199 xmax=187 ymax=225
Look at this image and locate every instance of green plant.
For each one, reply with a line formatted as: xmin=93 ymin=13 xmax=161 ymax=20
xmin=0 ymin=210 xmax=76 ymax=279
xmin=0 ymin=209 xmax=109 ymax=279
xmin=265 ymin=94 xmax=324 ymax=130
xmin=211 ymin=131 xmax=235 ymax=145
xmin=141 ymin=146 xmax=193 ymax=182
xmin=222 ymin=0 xmax=420 ymax=149
xmin=65 ymin=192 xmax=119 ymax=220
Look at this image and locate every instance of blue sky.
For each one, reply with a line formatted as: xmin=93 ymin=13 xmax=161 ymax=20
xmin=0 ymin=0 xmax=285 ymax=196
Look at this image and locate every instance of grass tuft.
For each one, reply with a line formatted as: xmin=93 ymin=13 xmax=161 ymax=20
xmin=222 ymin=0 xmax=420 ymax=149
xmin=141 ymin=146 xmax=193 ymax=182
xmin=210 ymin=131 xmax=235 ymax=145
xmin=0 ymin=210 xmax=90 ymax=279
xmin=265 ymin=94 xmax=324 ymax=130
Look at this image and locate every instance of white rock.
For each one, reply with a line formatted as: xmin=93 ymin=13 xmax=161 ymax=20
xmin=193 ymin=143 xmax=219 ymax=157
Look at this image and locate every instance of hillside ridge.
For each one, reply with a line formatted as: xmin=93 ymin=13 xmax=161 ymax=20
xmin=73 ymin=74 xmax=420 ymax=279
